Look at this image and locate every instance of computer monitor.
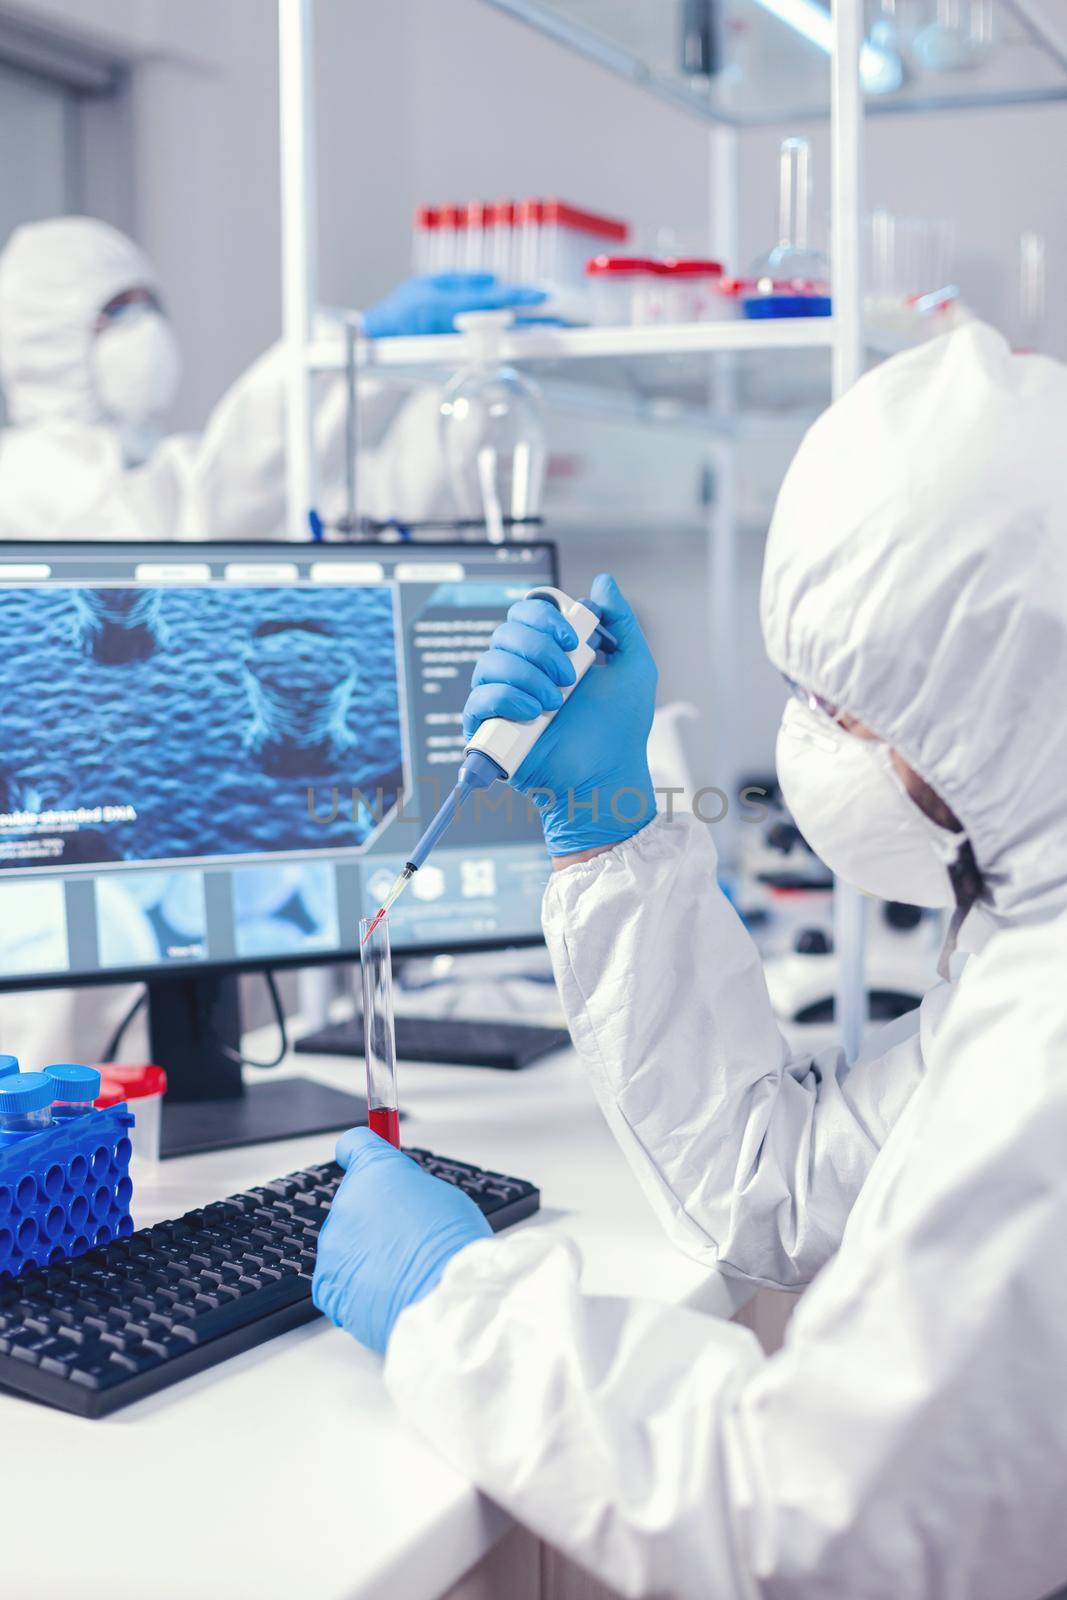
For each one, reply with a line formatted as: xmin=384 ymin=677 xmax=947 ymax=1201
xmin=0 ymin=538 xmax=558 ymax=1150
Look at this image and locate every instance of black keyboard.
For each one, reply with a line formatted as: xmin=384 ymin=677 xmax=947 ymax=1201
xmin=296 ymin=1013 xmax=571 ymax=1071
xmin=0 ymin=1149 xmax=539 ymax=1418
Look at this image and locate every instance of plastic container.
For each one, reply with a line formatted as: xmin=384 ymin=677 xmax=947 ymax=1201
xmin=43 ymin=1063 xmax=102 ymax=1119
xmin=0 ymin=1072 xmax=54 ymax=1137
xmin=862 ymin=209 xmax=959 ymax=343
xmin=586 ymin=256 xmax=667 ymax=324
xmin=0 ymin=1055 xmax=18 ymax=1081
xmin=412 ymin=197 xmax=630 ymax=310
xmin=660 ymin=258 xmax=727 ymax=322
xmin=539 ymin=199 xmax=628 ymax=289
xmin=94 ymin=1064 xmax=167 ymax=1162
xmin=0 ymin=1102 xmax=134 ymax=1278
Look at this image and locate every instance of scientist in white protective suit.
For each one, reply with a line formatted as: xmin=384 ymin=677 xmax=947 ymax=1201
xmin=0 ymin=214 xmax=542 ymax=539
xmin=313 ymin=322 xmax=1067 ymax=1600
xmin=0 ymin=215 xmax=540 ymax=1065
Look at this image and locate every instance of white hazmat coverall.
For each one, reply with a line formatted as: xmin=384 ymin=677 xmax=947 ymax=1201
xmin=382 ymin=325 xmax=1067 ymax=1598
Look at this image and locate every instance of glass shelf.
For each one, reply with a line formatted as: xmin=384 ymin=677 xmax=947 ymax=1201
xmin=481 ymin=0 xmax=1067 ymax=124
xmin=309 ymin=317 xmax=907 ymax=417
xmin=312 ymin=316 xmax=831 ymax=409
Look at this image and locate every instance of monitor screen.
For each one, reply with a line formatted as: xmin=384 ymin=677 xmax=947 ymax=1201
xmin=0 ymin=539 xmax=558 ymax=987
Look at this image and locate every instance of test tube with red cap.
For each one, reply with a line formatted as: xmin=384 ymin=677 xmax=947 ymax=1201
xmin=413 ymin=206 xmax=439 ymax=274
xmin=358 ymin=912 xmax=400 ymax=1147
xmin=437 ymin=204 xmax=464 ymax=273
xmin=465 ymin=201 xmax=489 ymax=271
xmin=517 ymin=198 xmax=544 ymax=283
xmin=488 ymin=200 xmax=517 ymax=280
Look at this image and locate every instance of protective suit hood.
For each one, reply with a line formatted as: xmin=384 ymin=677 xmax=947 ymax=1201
xmin=761 ymin=322 xmax=1067 ymax=940
xmin=0 ymin=216 xmax=159 ymax=426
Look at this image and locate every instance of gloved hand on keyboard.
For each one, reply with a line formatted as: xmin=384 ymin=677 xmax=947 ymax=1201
xmin=462 ymin=572 xmax=658 ymax=856
xmin=313 ymin=1126 xmax=491 ymax=1354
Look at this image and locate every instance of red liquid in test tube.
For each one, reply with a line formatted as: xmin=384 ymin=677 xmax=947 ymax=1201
xmin=367 ymin=1106 xmax=401 ymax=1146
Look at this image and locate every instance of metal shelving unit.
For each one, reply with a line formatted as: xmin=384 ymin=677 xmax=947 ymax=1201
xmin=483 ymin=0 xmax=1067 ymax=123
xmin=274 ymin=0 xmax=1063 ymax=1055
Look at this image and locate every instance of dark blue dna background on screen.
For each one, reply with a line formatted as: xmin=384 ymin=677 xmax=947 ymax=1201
xmin=0 ymin=584 xmax=404 ymax=870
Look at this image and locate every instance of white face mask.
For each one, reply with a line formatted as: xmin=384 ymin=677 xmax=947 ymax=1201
xmin=90 ymin=306 xmax=181 ymax=430
xmin=775 ymin=696 xmax=960 ymax=908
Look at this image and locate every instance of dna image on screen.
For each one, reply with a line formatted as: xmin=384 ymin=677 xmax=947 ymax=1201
xmin=0 ymin=584 xmax=405 ymax=870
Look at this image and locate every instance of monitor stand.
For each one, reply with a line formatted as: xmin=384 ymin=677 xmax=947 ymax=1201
xmin=147 ymin=973 xmax=367 ymax=1159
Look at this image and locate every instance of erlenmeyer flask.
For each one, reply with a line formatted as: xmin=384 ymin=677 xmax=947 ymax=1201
xmin=743 ymin=138 xmax=831 ymax=321
xmin=749 ymin=137 xmax=830 ymax=287
xmin=439 ymin=311 xmax=547 ymax=542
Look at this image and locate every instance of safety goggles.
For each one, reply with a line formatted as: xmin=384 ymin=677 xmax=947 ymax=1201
xmin=95 ymin=286 xmax=163 ymax=332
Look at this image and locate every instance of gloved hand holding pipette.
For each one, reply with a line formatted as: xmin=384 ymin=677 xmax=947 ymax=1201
xmin=464 ymin=573 xmax=658 ymax=857
xmin=362 ymin=576 xmax=656 ymax=940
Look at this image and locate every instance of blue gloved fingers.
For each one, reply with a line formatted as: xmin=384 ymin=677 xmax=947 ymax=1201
xmin=490 ymin=619 xmax=578 ymax=688
xmin=471 ymin=649 xmax=565 ymax=713
xmin=505 ymin=597 xmax=580 ymax=652
xmin=428 ymin=271 xmax=496 ymax=291
xmin=425 ymin=271 xmax=545 ymax=309
xmin=335 ymin=1123 xmax=407 ymax=1172
xmin=588 ymin=574 xmax=643 ymax=646
xmin=463 ymin=682 xmax=545 ymax=741
xmin=465 ymin=283 xmax=547 ymax=310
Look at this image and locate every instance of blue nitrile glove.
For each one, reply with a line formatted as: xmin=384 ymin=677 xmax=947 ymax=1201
xmin=313 ymin=1126 xmax=491 ymax=1355
xmin=463 ymin=573 xmax=658 ymax=856
xmin=363 ymin=272 xmax=546 ymax=339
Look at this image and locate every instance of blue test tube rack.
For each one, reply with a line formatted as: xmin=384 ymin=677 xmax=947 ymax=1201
xmin=0 ymin=1104 xmax=136 ymax=1281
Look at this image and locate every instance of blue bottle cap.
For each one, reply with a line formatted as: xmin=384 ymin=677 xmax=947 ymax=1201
xmin=0 ymin=1055 xmax=18 ymax=1080
xmin=43 ymin=1062 xmax=101 ymax=1099
xmin=0 ymin=1072 xmax=55 ymax=1115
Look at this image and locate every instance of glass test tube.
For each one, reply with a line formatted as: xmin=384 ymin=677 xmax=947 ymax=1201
xmin=1018 ymin=231 xmax=1046 ymax=352
xmin=778 ymin=137 xmax=811 ymax=255
xmin=359 ymin=913 xmax=400 ymax=1147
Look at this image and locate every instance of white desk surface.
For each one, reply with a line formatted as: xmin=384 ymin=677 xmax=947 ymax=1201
xmin=4 ymin=1038 xmax=748 ymax=1600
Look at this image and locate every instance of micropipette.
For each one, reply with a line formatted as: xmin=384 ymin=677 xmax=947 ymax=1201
xmin=362 ymin=586 xmax=615 ymax=944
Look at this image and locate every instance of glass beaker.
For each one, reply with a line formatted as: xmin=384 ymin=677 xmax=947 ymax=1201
xmin=440 ymin=311 xmax=547 ymax=542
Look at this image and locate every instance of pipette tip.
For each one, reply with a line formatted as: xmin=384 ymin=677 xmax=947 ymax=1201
xmin=360 ymin=865 xmax=416 ymax=945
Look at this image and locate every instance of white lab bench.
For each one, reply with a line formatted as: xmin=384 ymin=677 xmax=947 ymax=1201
xmin=2 ymin=1038 xmax=751 ymax=1600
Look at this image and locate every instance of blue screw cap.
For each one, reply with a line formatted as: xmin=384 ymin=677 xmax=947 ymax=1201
xmin=0 ymin=1055 xmax=19 ymax=1080
xmin=0 ymin=1072 xmax=55 ymax=1115
xmin=43 ymin=1063 xmax=101 ymax=1099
